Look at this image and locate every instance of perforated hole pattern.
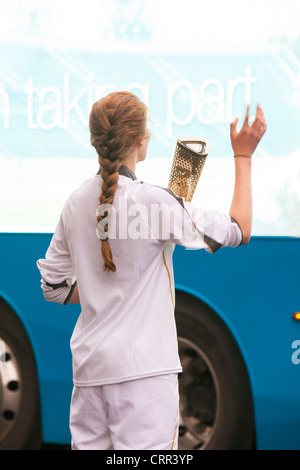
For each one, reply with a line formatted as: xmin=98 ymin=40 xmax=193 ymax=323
xmin=168 ymin=141 xmax=208 ymax=202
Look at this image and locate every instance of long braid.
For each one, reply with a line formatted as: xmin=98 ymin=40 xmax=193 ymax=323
xmin=89 ymin=91 xmax=147 ymax=272
xmin=97 ymin=157 xmax=120 ymax=272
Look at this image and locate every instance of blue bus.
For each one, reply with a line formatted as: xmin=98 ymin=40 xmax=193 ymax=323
xmin=0 ymin=0 xmax=300 ymax=450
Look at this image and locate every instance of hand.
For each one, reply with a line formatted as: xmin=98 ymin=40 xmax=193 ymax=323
xmin=230 ymin=104 xmax=267 ymax=157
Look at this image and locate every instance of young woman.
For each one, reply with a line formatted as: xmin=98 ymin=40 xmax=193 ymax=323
xmin=37 ymin=91 xmax=266 ymax=450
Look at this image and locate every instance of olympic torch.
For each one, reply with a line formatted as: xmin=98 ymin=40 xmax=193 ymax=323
xmin=168 ymin=138 xmax=209 ymax=202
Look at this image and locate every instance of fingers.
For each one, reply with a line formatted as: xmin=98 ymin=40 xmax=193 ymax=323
xmin=251 ymin=104 xmax=267 ymax=137
xmin=243 ymin=104 xmax=250 ymax=127
xmin=231 ymin=104 xmax=267 ymax=135
xmin=230 ymin=104 xmax=267 ymax=156
xmin=230 ymin=117 xmax=239 ymax=139
xmin=231 ymin=104 xmax=250 ymax=134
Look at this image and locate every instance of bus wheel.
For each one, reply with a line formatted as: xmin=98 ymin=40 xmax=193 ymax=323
xmin=0 ymin=300 xmax=41 ymax=449
xmin=175 ymin=292 xmax=255 ymax=450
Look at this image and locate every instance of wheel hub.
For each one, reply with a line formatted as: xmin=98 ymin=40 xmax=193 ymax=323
xmin=0 ymin=338 xmax=22 ymax=442
xmin=178 ymin=336 xmax=220 ymax=450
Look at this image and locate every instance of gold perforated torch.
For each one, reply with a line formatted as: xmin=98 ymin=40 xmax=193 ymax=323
xmin=168 ymin=138 xmax=209 ymax=202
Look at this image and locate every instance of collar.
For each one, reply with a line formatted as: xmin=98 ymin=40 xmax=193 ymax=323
xmin=118 ymin=164 xmax=137 ymax=180
xmin=97 ymin=164 xmax=137 ymax=181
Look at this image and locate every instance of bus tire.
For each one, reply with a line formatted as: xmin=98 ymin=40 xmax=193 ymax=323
xmin=0 ymin=299 xmax=41 ymax=450
xmin=175 ymin=291 xmax=255 ymax=450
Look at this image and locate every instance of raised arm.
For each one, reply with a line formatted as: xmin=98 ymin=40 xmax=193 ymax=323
xmin=229 ymin=104 xmax=267 ymax=244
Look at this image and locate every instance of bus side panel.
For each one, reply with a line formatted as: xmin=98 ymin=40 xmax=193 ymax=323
xmin=1 ymin=233 xmax=299 ymax=449
xmin=173 ymin=237 xmax=300 ymax=450
xmin=0 ymin=233 xmax=80 ymax=445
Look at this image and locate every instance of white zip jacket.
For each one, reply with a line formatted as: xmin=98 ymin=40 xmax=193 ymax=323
xmin=37 ymin=165 xmax=242 ymax=386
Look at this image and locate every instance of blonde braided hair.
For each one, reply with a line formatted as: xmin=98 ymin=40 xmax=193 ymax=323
xmin=89 ymin=91 xmax=147 ymax=272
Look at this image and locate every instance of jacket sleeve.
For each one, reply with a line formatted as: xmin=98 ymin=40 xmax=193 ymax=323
xmin=182 ymin=200 xmax=243 ymax=252
xmin=36 ymin=214 xmax=76 ymax=304
xmin=151 ymin=187 xmax=243 ymax=252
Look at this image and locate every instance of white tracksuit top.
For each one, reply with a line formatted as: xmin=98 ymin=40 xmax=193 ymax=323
xmin=37 ymin=165 xmax=242 ymax=386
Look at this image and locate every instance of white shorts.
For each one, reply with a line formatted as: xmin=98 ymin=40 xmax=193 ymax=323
xmin=70 ymin=373 xmax=179 ymax=450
